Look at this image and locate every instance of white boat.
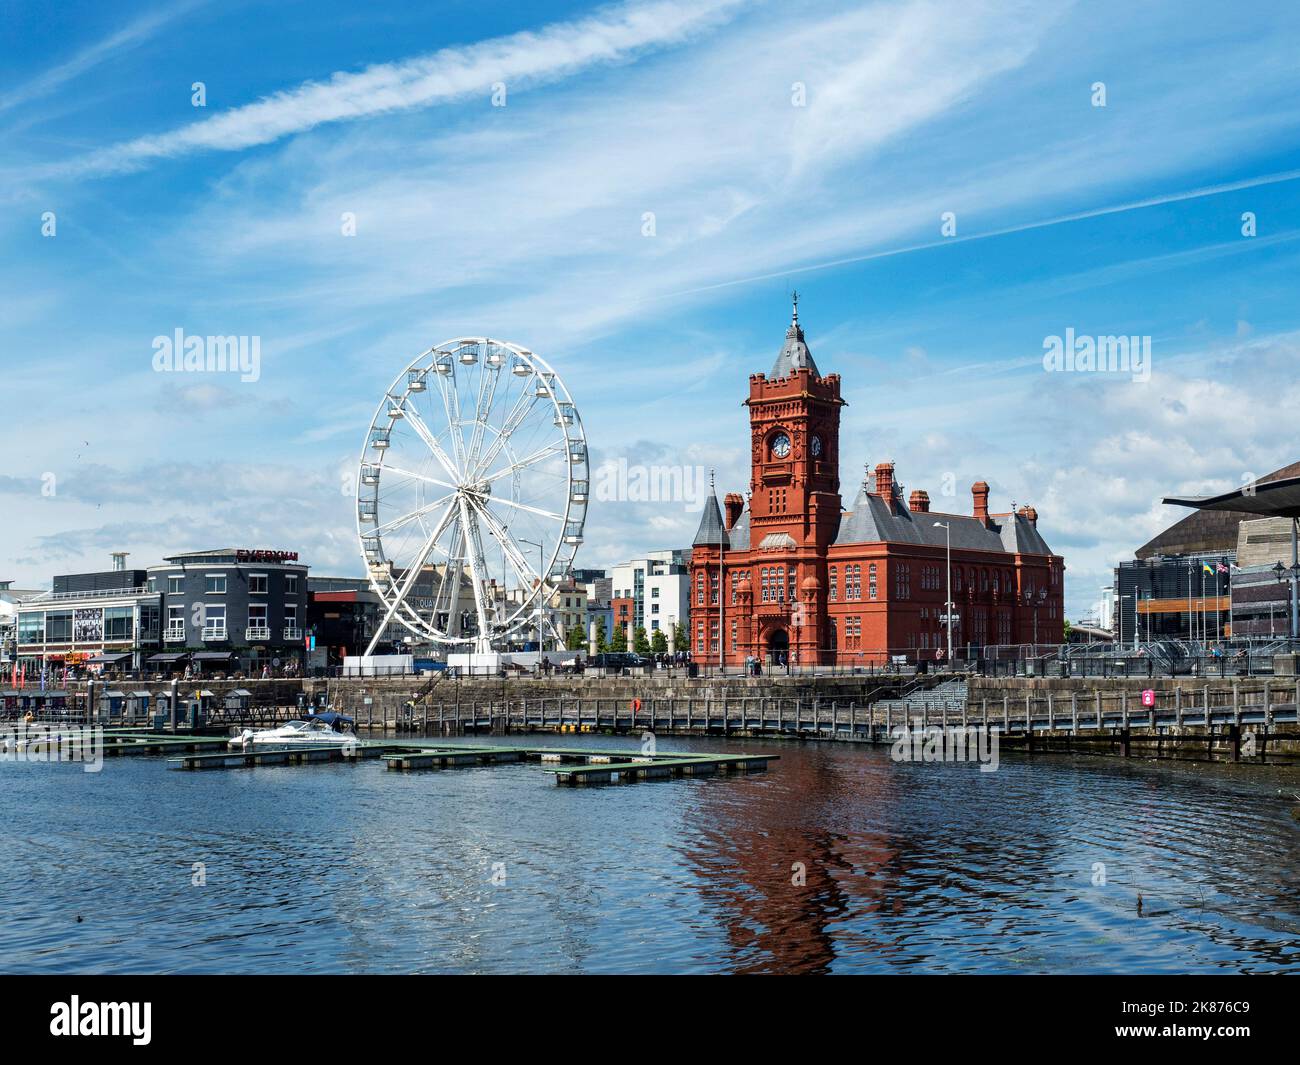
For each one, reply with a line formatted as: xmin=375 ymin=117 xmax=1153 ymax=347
xmin=230 ymin=719 xmax=358 ymax=749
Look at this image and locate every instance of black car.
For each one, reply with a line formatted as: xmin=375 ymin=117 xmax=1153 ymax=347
xmin=590 ymin=652 xmax=653 ymax=671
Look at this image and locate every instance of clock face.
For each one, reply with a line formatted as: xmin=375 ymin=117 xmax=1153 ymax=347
xmin=811 ymin=435 xmax=823 ymax=457
xmin=771 ymin=433 xmax=791 ymax=459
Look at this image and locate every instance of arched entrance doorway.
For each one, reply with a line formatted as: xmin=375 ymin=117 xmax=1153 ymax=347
xmin=766 ymin=628 xmax=789 ymax=666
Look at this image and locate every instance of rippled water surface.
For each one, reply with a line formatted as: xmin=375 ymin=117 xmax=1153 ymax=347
xmin=1 ymin=736 xmax=1297 ymax=973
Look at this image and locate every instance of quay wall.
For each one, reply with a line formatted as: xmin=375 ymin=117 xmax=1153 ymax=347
xmin=311 ymin=672 xmax=921 ymax=726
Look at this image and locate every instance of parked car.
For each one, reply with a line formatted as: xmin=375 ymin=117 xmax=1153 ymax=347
xmin=589 ymin=652 xmax=652 ymax=671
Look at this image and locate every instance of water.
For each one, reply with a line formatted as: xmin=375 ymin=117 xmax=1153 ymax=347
xmin=1 ymin=736 xmax=1297 ymax=973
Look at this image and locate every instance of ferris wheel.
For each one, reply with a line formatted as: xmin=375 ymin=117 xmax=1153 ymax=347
xmin=356 ymin=338 xmax=588 ymax=655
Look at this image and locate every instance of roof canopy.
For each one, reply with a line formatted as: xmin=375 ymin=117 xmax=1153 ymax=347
xmin=1163 ymin=475 xmax=1300 ymax=519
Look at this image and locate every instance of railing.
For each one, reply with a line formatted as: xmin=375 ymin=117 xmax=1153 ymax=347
xmin=164 ymin=628 xmax=186 ymax=643
xmin=283 ymin=627 xmax=302 ymax=641
xmin=246 ymin=626 xmax=270 ymax=641
xmin=201 ymin=627 xmax=228 ymax=642
xmin=27 ymin=585 xmax=154 ymax=602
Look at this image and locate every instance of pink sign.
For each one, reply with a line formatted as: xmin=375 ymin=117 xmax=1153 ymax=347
xmin=1141 ymin=689 xmax=1156 ymax=707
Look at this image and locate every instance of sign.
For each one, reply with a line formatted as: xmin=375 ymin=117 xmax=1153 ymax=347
xmin=1141 ymin=689 xmax=1156 ymax=707
xmin=235 ymin=549 xmax=299 ymax=563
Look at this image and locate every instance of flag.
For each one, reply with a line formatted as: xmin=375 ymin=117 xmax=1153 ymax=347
xmin=1216 ymin=562 xmax=1229 ymax=574
xmin=1202 ymin=563 xmax=1214 ymax=574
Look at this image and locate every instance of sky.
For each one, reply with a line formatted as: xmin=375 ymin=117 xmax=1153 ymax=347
xmin=2 ymin=0 xmax=1300 ymax=623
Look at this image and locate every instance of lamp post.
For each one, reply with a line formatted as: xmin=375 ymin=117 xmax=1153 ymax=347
xmin=933 ymin=521 xmax=953 ymax=666
xmin=519 ymin=537 xmax=545 ymax=652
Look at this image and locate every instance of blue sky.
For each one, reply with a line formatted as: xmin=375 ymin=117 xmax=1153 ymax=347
xmin=3 ymin=0 xmax=1300 ymax=621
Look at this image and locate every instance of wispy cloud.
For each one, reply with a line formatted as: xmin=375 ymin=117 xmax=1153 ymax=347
xmin=33 ymin=0 xmax=743 ymax=178
xmin=0 ymin=2 xmax=204 ymax=117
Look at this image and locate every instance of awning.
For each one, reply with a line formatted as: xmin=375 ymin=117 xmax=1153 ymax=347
xmin=229 ymin=689 xmax=252 ymax=697
xmin=146 ymin=653 xmax=189 ymax=663
xmin=86 ymin=652 xmax=132 ymax=665
xmin=192 ymin=652 xmax=235 ymax=662
xmin=129 ymin=691 xmax=152 ymax=699
xmin=103 ymin=690 xmax=126 ymax=699
xmin=195 ymin=690 xmax=215 ymax=698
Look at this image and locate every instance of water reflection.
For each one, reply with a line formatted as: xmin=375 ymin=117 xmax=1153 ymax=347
xmin=0 ymin=738 xmax=1295 ymax=973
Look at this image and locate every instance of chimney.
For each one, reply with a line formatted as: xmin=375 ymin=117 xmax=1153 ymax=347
xmin=111 ymin=551 xmax=128 ymax=572
xmin=723 ymin=492 xmax=744 ymax=530
xmin=972 ymin=481 xmax=990 ymax=525
xmin=874 ymin=462 xmax=896 ymax=513
xmin=1024 ymin=505 xmax=1038 ymax=526
xmin=908 ymin=489 xmax=930 ymax=514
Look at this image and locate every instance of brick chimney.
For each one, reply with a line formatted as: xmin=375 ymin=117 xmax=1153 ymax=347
xmin=875 ymin=462 xmax=896 ymax=513
xmin=1024 ymin=504 xmax=1038 ymax=526
xmin=723 ymin=492 xmax=744 ymax=530
xmin=908 ymin=489 xmax=930 ymax=514
xmin=972 ymin=480 xmax=990 ymax=525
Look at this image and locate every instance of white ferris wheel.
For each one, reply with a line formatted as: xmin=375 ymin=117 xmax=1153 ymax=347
xmin=356 ymin=338 xmax=588 ymax=655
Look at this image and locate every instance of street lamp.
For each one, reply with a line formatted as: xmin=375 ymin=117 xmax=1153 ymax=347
xmin=1271 ymin=560 xmax=1300 ymax=640
xmin=933 ymin=521 xmax=953 ymax=666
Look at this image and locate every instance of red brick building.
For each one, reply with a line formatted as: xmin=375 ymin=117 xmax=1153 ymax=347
xmin=690 ymin=298 xmax=1065 ymax=667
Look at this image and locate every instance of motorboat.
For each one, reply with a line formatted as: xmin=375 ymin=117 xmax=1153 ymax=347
xmin=230 ymin=717 xmax=358 ymax=749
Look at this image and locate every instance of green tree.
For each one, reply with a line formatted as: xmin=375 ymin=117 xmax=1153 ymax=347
xmin=610 ymin=625 xmax=628 ymax=652
xmin=594 ymin=615 xmax=608 ymax=653
xmin=633 ymin=626 xmax=651 ymax=654
xmin=564 ymin=624 xmax=586 ymax=650
xmin=650 ymin=628 xmax=668 ymax=654
xmin=1061 ymin=619 xmax=1072 ymax=642
xmin=671 ymin=622 xmax=687 ymax=652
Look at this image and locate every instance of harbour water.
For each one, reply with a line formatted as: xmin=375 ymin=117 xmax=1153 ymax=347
xmin=1 ymin=735 xmax=1297 ymax=974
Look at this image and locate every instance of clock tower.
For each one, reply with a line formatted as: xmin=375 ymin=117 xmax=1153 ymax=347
xmin=745 ymin=294 xmax=844 ymax=549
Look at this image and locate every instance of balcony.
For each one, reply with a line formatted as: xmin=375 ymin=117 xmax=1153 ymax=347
xmin=246 ymin=626 xmax=271 ymax=642
xmin=201 ymin=627 xmax=228 ymax=642
xmin=164 ymin=627 xmax=186 ymax=643
xmin=283 ymin=627 xmax=302 ymax=641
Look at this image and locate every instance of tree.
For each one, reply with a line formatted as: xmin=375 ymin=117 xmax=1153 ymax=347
xmin=633 ymin=626 xmax=651 ymax=654
xmin=1061 ymin=619 xmax=1072 ymax=643
xmin=671 ymin=622 xmax=687 ymax=652
xmin=594 ymin=615 xmax=608 ymax=653
xmin=610 ymin=625 xmax=628 ymax=652
xmin=564 ymin=624 xmax=586 ymax=650
xmin=650 ymin=628 xmax=668 ymax=654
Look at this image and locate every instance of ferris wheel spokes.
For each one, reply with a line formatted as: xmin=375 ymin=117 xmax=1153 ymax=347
xmin=357 ymin=336 xmax=587 ymax=655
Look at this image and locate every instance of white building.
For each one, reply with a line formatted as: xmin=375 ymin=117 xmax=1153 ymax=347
xmin=610 ymin=549 xmax=690 ymax=647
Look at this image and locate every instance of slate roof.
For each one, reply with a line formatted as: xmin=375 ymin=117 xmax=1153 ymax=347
xmin=692 ymin=491 xmax=730 ymax=548
xmin=831 ymin=481 xmax=1055 ymax=556
xmin=770 ymin=295 xmax=819 ymax=378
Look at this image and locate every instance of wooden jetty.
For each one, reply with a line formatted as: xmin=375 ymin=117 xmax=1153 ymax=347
xmin=174 ymin=743 xmax=388 ymax=770
xmin=166 ymin=737 xmax=776 ymax=785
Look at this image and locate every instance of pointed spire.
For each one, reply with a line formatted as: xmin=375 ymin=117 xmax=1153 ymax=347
xmin=692 ymin=469 xmax=730 ymax=548
xmin=772 ymin=292 xmax=819 ymax=377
